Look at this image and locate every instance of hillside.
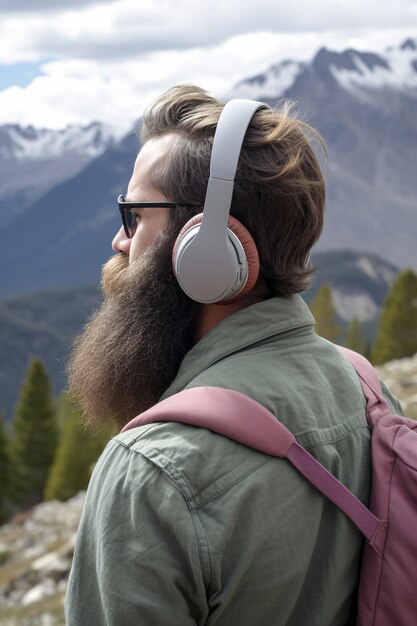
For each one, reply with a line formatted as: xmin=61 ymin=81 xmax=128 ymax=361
xmin=0 ymin=250 xmax=398 ymax=422
xmin=0 ymin=286 xmax=101 ymax=422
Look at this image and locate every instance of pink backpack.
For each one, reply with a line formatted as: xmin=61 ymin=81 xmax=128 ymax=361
xmin=122 ymin=347 xmax=417 ymax=626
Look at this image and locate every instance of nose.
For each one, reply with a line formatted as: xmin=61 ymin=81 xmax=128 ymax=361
xmin=112 ymin=226 xmax=131 ymax=255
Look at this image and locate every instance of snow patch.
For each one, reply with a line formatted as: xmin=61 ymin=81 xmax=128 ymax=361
xmin=332 ymin=288 xmax=379 ymax=322
xmin=355 ymin=255 xmax=397 ymax=285
xmin=231 ymin=60 xmax=305 ymax=99
xmin=331 ymin=45 xmax=417 ymax=95
xmin=356 ymin=255 xmax=380 ymax=280
xmin=0 ymin=123 xmax=115 ymax=162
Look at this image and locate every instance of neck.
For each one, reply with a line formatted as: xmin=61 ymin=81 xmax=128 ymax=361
xmin=196 ymin=282 xmax=270 ymax=341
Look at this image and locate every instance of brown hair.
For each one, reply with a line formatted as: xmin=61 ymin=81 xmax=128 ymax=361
xmin=141 ymin=84 xmax=326 ymax=297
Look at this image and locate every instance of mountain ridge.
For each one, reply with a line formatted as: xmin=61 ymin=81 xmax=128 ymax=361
xmin=0 ymin=37 xmax=416 ymax=297
xmin=0 ymin=121 xmax=117 ymax=229
xmin=232 ymin=37 xmax=417 ymax=101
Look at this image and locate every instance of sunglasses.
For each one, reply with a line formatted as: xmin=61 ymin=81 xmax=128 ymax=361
xmin=118 ymin=194 xmax=195 ymax=238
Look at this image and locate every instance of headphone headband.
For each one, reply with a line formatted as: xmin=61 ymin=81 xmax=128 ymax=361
xmin=201 ymin=99 xmax=265 ymax=234
xmin=210 ymin=99 xmax=265 ymax=181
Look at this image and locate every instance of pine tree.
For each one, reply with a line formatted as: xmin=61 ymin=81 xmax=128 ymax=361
xmin=0 ymin=413 xmax=11 ymax=524
xmin=346 ymin=318 xmax=365 ymax=355
xmin=373 ymin=269 xmax=417 ymax=365
xmin=9 ymin=358 xmax=58 ymax=510
xmin=310 ymin=283 xmax=341 ymax=343
xmin=44 ymin=393 xmax=111 ymax=502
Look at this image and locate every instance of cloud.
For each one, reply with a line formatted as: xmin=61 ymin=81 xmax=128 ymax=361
xmin=0 ymin=0 xmax=416 ymax=130
xmin=0 ymin=0 xmax=116 ymax=12
xmin=1 ymin=0 xmax=417 ymax=64
xmin=0 ymin=31 xmax=291 ymax=133
xmin=0 ymin=25 xmax=416 ymax=133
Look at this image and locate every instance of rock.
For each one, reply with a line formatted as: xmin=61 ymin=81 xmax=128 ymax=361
xmin=0 ymin=493 xmax=85 ymax=625
xmin=22 ymin=579 xmax=56 ymax=606
xmin=376 ymin=352 xmax=417 ymax=418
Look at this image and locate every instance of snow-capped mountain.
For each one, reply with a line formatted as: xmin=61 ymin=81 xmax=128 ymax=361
xmin=231 ymin=37 xmax=417 ymax=272
xmin=308 ymin=251 xmax=399 ymax=322
xmin=232 ymin=37 xmax=417 ymax=102
xmin=326 ymin=42 xmax=417 ymax=98
xmin=0 ymin=37 xmax=416 ymax=298
xmin=0 ymin=121 xmax=116 ymax=228
xmin=0 ymin=121 xmax=114 ymax=162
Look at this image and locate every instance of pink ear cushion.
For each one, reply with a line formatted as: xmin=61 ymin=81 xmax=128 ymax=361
xmin=172 ymin=213 xmax=260 ymax=301
xmin=226 ymin=215 xmax=260 ymax=301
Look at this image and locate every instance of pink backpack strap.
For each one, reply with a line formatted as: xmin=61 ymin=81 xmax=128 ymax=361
xmin=122 ymin=386 xmax=384 ymax=545
xmin=122 ymin=387 xmax=296 ymax=457
xmin=336 ymin=346 xmax=391 ymax=427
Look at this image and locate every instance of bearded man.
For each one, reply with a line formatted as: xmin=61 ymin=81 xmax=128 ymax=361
xmin=65 ymin=85 xmax=402 ymax=626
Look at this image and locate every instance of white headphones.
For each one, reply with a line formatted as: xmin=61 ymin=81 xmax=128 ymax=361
xmin=172 ymin=99 xmax=265 ymax=304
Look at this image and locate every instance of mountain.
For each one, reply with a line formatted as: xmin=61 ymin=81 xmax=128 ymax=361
xmin=0 ymin=122 xmax=116 ymax=229
xmin=306 ymin=250 xmax=399 ymax=322
xmin=0 ymin=38 xmax=416 ymax=297
xmin=232 ymin=38 xmax=417 ymax=102
xmin=0 ymin=251 xmax=398 ymax=422
xmin=232 ymin=38 xmax=417 ymax=270
xmin=0 ymin=130 xmax=138 ymax=296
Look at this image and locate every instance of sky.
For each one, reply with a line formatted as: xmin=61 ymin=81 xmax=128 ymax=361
xmin=0 ymin=0 xmax=416 ymax=135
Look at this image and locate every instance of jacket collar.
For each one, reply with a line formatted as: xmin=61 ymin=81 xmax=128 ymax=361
xmin=161 ymin=295 xmax=315 ymax=399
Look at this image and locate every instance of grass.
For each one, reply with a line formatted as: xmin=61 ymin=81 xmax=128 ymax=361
xmin=0 ymin=550 xmax=11 ymax=566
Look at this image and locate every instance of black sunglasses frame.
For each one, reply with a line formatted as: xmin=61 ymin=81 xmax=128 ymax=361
xmin=118 ymin=194 xmax=195 ymax=238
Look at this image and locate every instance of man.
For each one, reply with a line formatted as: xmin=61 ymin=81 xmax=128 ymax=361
xmin=65 ymin=85 xmax=401 ymax=625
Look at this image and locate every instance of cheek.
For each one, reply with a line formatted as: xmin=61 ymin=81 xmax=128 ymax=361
xmin=128 ymin=222 xmax=149 ymax=263
xmin=128 ymin=236 xmax=141 ymax=263
xmin=129 ymin=211 xmax=170 ymax=263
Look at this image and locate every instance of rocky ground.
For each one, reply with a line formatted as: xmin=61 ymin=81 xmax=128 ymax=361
xmin=0 ymin=353 xmax=416 ymax=625
xmin=0 ymin=494 xmax=85 ymax=626
xmin=376 ymin=353 xmax=417 ymax=419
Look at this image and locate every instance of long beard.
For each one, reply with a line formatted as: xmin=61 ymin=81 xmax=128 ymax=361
xmin=67 ymin=224 xmax=201 ymax=431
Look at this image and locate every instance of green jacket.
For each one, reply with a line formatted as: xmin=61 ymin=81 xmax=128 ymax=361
xmin=65 ymin=295 xmax=401 ymax=626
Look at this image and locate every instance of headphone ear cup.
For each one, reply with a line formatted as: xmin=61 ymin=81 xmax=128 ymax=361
xmin=225 ymin=215 xmax=259 ymax=302
xmin=172 ymin=213 xmax=260 ymax=303
xmin=172 ymin=213 xmax=204 ymax=276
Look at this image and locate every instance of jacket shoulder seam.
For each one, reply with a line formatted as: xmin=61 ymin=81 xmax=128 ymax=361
xmin=115 ymin=442 xmax=213 ymax=589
